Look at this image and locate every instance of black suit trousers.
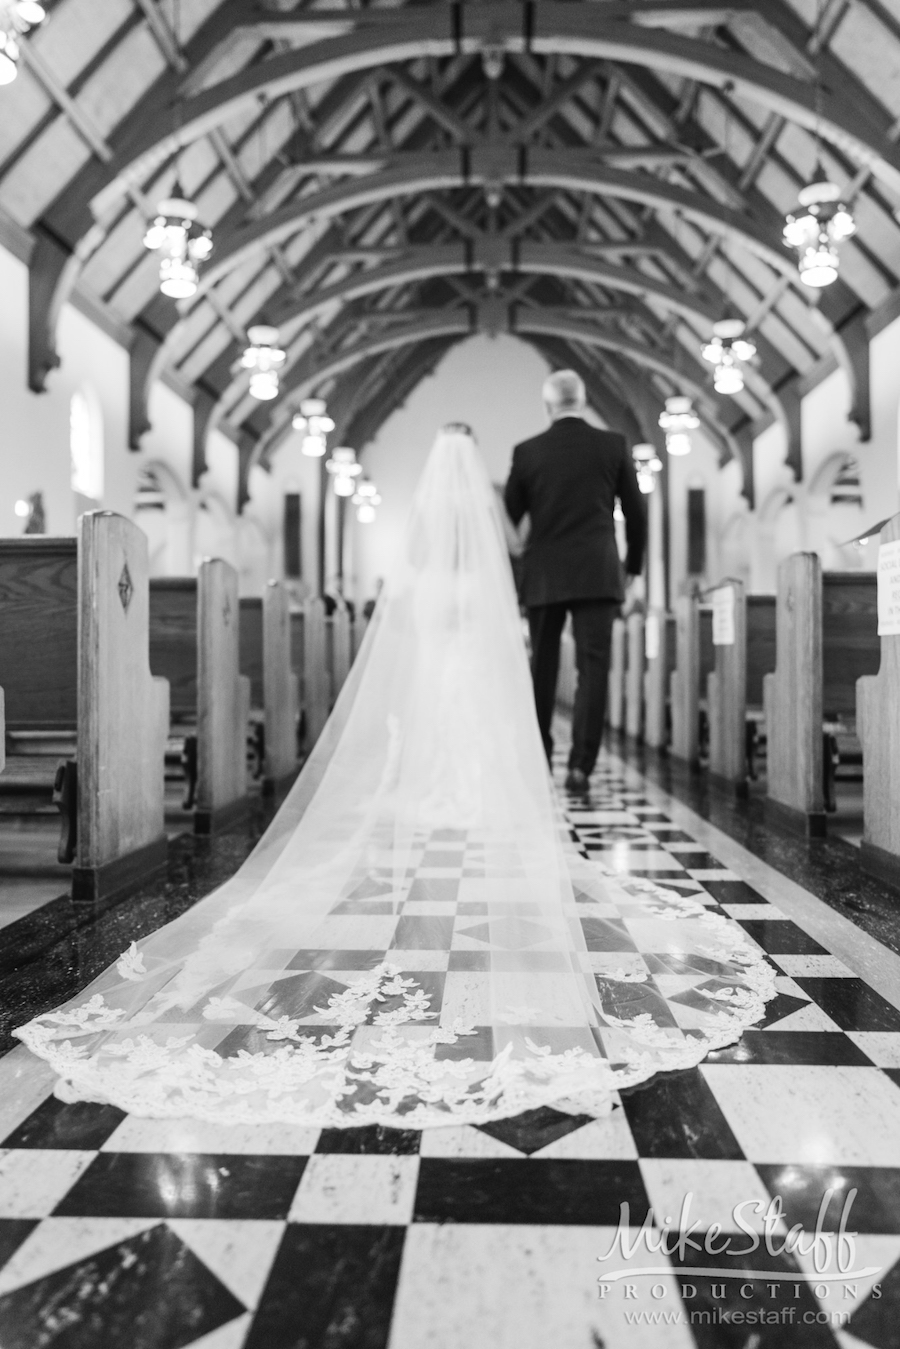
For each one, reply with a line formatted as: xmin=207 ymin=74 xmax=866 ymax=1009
xmin=528 ymin=599 xmax=619 ymax=774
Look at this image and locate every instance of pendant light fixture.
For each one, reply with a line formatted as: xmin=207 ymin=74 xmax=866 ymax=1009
xmin=783 ymin=171 xmax=855 ymax=287
xmin=659 ymin=396 xmax=699 ymax=457
xmin=632 ymin=443 xmax=664 ymax=494
xmin=0 ymin=0 xmax=46 ymax=86
xmin=783 ymin=0 xmax=855 ymax=288
xmin=353 ymin=479 xmax=381 ymax=524
xmin=142 ymin=3 xmax=214 ymax=301
xmin=143 ymin=190 xmax=213 ymax=299
xmin=326 ymin=446 xmax=363 ymax=497
xmin=292 ymin=398 xmax=335 ymax=457
xmin=242 ymin=326 xmax=285 ymax=401
xmin=701 ymin=319 xmax=757 ymax=395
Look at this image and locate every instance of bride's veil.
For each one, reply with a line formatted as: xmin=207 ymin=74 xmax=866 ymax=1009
xmin=16 ymin=426 xmax=774 ymax=1125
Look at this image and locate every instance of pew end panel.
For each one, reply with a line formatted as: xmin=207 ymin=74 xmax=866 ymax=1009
xmin=290 ymin=609 xmax=305 ymax=745
xmin=707 ymin=582 xmax=748 ymax=795
xmin=194 ymin=559 xmax=253 ymax=835
xmin=263 ymin=580 xmax=298 ymax=794
xmin=857 ymin=513 xmax=900 ymax=889
xmin=75 ymin=512 xmax=169 ymax=903
xmin=624 ymin=613 xmax=645 ymax=741
xmin=764 ymin=553 xmax=826 ymax=837
xmin=303 ymin=597 xmax=330 ymax=750
xmin=670 ymin=595 xmax=700 ymax=767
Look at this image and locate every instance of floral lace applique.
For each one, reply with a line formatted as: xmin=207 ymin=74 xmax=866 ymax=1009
xmin=14 ymin=881 xmax=778 ymax=1128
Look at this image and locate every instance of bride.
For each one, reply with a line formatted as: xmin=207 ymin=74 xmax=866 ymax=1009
xmin=15 ymin=425 xmax=774 ymax=1127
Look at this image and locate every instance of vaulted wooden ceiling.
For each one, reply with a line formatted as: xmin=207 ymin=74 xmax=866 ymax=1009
xmin=5 ymin=0 xmax=900 ymax=506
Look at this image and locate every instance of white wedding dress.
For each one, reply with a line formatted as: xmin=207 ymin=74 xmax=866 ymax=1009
xmin=15 ymin=428 xmax=774 ymax=1127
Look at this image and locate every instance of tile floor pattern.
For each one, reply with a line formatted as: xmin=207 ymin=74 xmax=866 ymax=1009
xmin=0 ymin=753 xmax=899 ymax=1347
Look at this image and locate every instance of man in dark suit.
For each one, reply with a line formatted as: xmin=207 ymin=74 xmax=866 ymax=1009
xmin=504 ymin=370 xmax=646 ymax=792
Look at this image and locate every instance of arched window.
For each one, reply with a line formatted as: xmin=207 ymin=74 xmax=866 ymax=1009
xmin=70 ymin=388 xmax=104 ymax=502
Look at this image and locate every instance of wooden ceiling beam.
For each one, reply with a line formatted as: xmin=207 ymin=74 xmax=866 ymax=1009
xmin=195 ymin=147 xmax=797 ymax=292
xmin=32 ymin=2 xmax=900 ymax=391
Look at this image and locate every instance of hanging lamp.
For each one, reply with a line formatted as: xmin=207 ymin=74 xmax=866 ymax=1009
xmin=659 ymin=396 xmax=699 ymax=457
xmin=326 ymin=446 xmax=363 ymax=497
xmin=353 ymin=479 xmax=381 ymax=524
xmin=0 ymin=0 xmax=45 ymax=85
xmin=242 ymin=326 xmax=286 ymax=401
xmin=632 ymin=443 xmax=664 ymax=494
xmin=143 ymin=187 xmax=213 ymax=299
xmin=783 ymin=168 xmax=855 ymax=287
xmin=701 ymin=319 xmax=757 ymax=395
xmin=292 ymin=398 xmax=335 ymax=457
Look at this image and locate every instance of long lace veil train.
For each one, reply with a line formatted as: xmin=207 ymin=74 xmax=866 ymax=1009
xmin=15 ymin=427 xmax=775 ymax=1126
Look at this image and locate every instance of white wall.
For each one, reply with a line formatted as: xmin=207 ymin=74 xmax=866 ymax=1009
xmin=666 ymin=425 xmax=733 ymax=597
xmin=0 ymin=245 xmax=134 ymax=536
xmin=0 ymin=238 xmax=283 ymax=596
xmin=1 ymin=229 xmax=899 ymax=609
xmin=347 ymin=334 xmax=554 ymax=603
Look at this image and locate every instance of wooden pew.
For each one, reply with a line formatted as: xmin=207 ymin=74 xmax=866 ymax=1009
xmin=198 ymin=562 xmax=252 ymax=831
xmin=263 ymin=579 xmax=298 ymax=792
xmin=763 ymin=555 xmax=824 ymax=832
xmin=857 ymin=512 xmax=900 ymax=888
xmin=643 ymin=609 xmax=676 ymax=750
xmin=239 ymin=596 xmax=265 ymax=780
xmin=148 ymin=577 xmax=199 ymax=815
xmin=624 ymin=613 xmax=645 ymax=740
xmin=764 ymin=554 xmax=878 ymax=834
xmin=669 ymin=597 xmax=714 ymax=766
xmin=745 ymin=594 xmax=777 ymax=778
xmin=821 ymin=570 xmax=880 ymax=808
xmin=0 ymin=515 xmax=169 ymax=901
xmin=290 ymin=606 xmax=305 ymax=754
xmin=303 ymin=596 xmax=330 ymax=750
xmin=239 ymin=583 xmax=299 ymax=795
xmin=706 ymin=582 xmax=747 ymax=791
xmin=606 ymin=617 xmax=626 ymax=731
xmin=149 ymin=563 xmax=252 ymax=834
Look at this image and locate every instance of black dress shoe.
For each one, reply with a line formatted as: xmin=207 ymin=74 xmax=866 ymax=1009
xmin=564 ymin=768 xmax=589 ymax=794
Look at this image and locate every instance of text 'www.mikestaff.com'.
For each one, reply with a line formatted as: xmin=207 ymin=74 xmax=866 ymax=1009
xmin=618 ymin=1306 xmax=854 ymax=1329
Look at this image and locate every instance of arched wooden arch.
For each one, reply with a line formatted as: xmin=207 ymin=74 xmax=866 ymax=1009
xmin=30 ymin=1 xmax=900 ymax=395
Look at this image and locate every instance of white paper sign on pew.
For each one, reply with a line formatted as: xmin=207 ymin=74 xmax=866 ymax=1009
xmin=712 ymin=585 xmax=735 ymax=646
xmin=645 ymin=613 xmax=660 ymax=661
xmin=877 ymin=539 xmax=900 ymax=636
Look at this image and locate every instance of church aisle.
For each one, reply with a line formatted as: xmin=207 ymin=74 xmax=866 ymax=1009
xmin=0 ymin=749 xmax=897 ymax=1349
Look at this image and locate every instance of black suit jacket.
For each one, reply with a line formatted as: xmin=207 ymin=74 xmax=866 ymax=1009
xmin=504 ymin=416 xmax=647 ymax=607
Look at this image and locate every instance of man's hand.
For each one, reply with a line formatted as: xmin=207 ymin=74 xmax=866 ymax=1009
xmin=623 ymin=573 xmax=646 ymax=614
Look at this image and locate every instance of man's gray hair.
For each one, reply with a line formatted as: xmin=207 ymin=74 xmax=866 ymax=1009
xmin=542 ymin=369 xmax=586 ymax=413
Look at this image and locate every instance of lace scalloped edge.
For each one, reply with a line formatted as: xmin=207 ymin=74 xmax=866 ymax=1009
xmin=13 ymin=887 xmax=780 ymax=1130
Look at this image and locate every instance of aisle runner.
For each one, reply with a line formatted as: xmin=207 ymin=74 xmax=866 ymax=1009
xmin=0 ymin=751 xmax=897 ymax=1348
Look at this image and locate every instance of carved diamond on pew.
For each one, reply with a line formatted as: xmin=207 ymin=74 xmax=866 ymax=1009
xmin=117 ymin=563 xmax=133 ymax=613
xmin=222 ymin=594 xmax=232 ymax=626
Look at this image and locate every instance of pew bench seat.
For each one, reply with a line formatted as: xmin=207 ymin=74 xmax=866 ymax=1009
xmin=0 ymin=733 xmax=76 ymax=870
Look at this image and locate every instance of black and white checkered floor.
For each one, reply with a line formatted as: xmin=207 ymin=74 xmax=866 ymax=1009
xmin=1 ymin=746 xmax=899 ymax=1348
